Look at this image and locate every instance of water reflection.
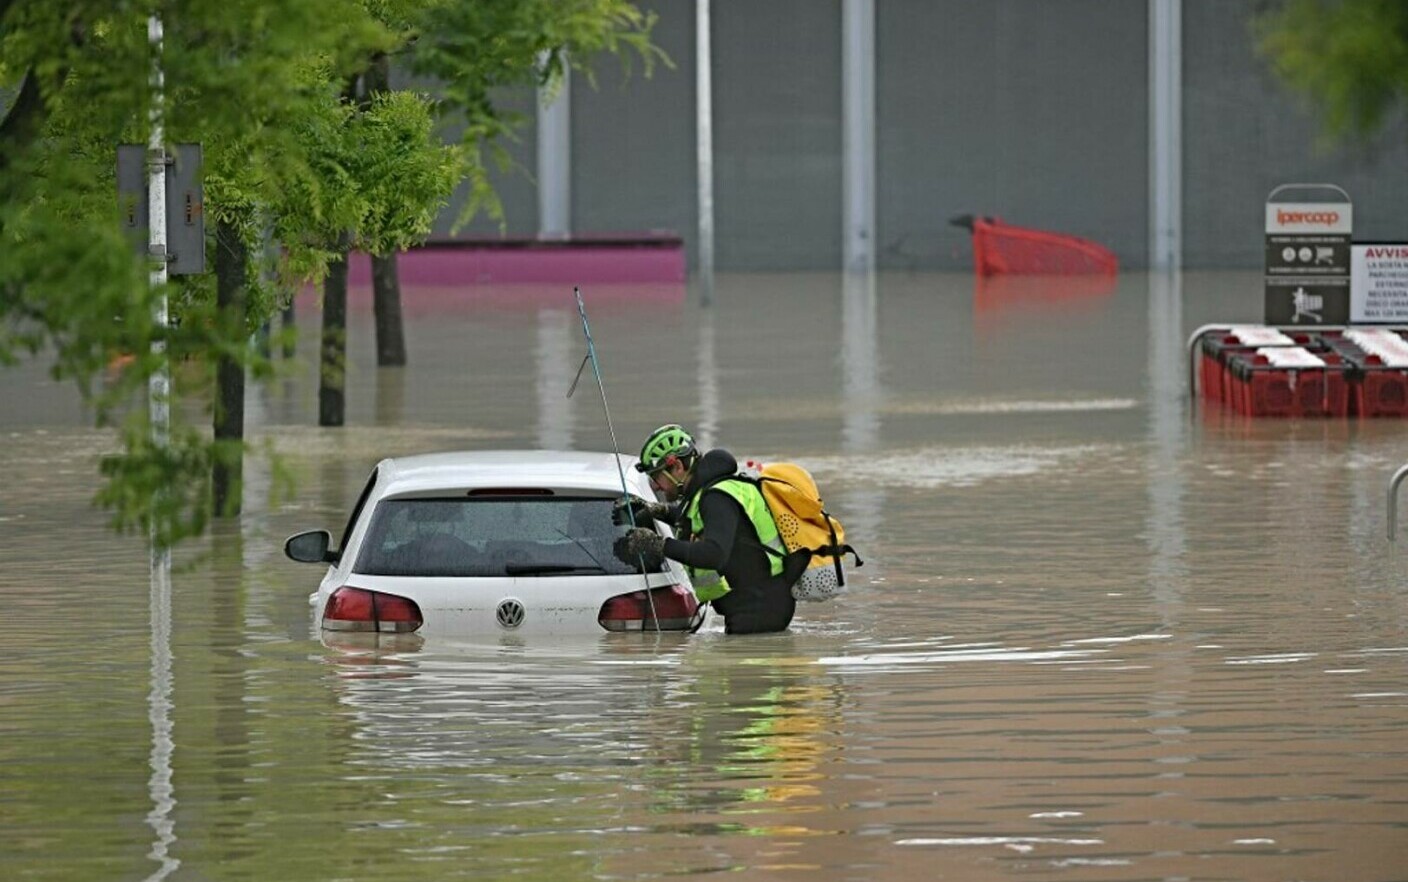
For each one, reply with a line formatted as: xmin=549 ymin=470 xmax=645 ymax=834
xmin=144 ymin=546 xmax=178 ymax=881
xmin=535 ymin=307 xmax=575 ymax=450
xmin=695 ymin=317 xmax=720 ymax=451
xmin=1144 ymin=270 xmax=1193 ymax=849
xmin=312 ymin=634 xmax=848 ymax=874
xmin=972 ymin=272 xmax=1117 ymax=335
xmin=374 ymin=365 xmax=406 ymax=426
xmin=839 ymin=270 xmax=884 ymax=579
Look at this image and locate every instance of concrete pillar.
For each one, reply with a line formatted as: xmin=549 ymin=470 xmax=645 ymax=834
xmin=1149 ymin=0 xmax=1182 ymax=270
xmin=843 ymin=0 xmax=876 ymax=272
xmin=697 ymin=0 xmax=716 ymax=301
xmin=537 ymin=60 xmax=571 ymax=238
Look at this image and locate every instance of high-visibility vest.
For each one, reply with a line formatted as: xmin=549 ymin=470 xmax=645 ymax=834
xmin=683 ymin=478 xmax=786 ymax=601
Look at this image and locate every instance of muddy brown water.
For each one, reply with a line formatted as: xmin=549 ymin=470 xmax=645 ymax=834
xmin=3 ymin=271 xmax=1406 ymax=880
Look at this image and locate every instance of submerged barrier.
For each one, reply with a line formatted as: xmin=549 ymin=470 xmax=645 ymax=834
xmin=1189 ymin=325 xmax=1408 ymax=417
xmin=347 ymin=232 xmax=686 ymax=287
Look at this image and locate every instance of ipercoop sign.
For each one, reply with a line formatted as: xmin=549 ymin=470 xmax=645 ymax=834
xmin=1264 ymin=199 xmax=1352 ymax=325
xmin=1265 ymin=203 xmax=1353 ymax=234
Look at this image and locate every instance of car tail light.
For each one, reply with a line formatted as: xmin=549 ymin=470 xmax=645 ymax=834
xmin=324 ymin=586 xmax=423 ymax=633
xmin=599 ymin=585 xmax=699 ymax=632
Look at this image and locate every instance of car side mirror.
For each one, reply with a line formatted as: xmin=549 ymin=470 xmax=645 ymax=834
xmin=285 ymin=530 xmax=338 ymax=564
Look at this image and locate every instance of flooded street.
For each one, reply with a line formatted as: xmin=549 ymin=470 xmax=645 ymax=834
xmin=4 ymin=270 xmax=1407 ymax=880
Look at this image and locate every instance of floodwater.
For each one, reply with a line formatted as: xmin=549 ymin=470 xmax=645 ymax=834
xmin=3 ymin=270 xmax=1407 ymax=881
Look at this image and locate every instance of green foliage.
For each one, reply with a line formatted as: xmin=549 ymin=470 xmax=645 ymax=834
xmin=0 ymin=0 xmax=413 ymax=545
xmin=97 ymin=421 xmax=218 ymax=548
xmin=1 ymin=0 xmax=662 ymax=548
xmin=1257 ymin=0 xmax=1408 ymax=138
xmin=272 ymin=88 xmax=459 ymax=270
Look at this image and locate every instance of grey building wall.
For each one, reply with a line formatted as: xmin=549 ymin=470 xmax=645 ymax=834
xmin=573 ymin=3 xmax=697 ymax=247
xmin=1183 ymin=0 xmax=1408 ymax=267
xmin=448 ymin=87 xmax=540 ymax=238
xmin=431 ymin=0 xmax=1408 ymax=270
xmin=714 ymin=0 xmax=843 ymax=270
xmin=401 ymin=56 xmax=540 ymax=240
xmin=879 ymin=0 xmax=1147 ymax=270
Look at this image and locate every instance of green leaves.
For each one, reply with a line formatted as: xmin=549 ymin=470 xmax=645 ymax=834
xmin=275 ymin=89 xmax=458 ymax=265
xmin=352 ymin=91 xmax=461 ymax=253
xmin=1257 ymin=0 xmax=1408 ymax=139
xmin=2 ymin=0 xmax=662 ymax=548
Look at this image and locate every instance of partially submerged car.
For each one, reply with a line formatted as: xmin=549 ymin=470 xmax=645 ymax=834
xmin=284 ymin=451 xmax=703 ymax=636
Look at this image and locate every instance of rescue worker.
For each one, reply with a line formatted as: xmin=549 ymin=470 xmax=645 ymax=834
xmin=611 ymin=424 xmax=798 ymax=635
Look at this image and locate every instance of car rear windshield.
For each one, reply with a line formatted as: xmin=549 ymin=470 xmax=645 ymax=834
xmin=354 ymin=496 xmax=657 ymax=578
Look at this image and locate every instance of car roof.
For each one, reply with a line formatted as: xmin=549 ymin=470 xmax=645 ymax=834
xmin=375 ymin=450 xmax=646 ymax=497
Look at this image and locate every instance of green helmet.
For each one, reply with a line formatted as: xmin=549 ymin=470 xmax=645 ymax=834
xmin=636 ymin=424 xmax=696 ymax=473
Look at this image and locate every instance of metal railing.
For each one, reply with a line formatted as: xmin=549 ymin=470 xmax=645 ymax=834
xmin=1188 ymin=323 xmax=1348 ymax=402
xmin=1390 ymin=464 xmax=1408 ymax=542
xmin=1187 ymin=326 xmax=1408 ymax=541
xmin=1186 ymin=323 xmax=1408 ymax=403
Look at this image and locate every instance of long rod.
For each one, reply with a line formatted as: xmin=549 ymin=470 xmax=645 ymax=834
xmin=148 ymin=14 xmax=169 ymax=451
xmin=573 ymin=287 xmax=660 ymax=627
xmin=144 ymin=14 xmax=178 ymax=882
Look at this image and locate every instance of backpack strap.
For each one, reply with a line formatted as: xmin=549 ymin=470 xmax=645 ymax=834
xmin=739 ymin=516 xmax=863 ymax=586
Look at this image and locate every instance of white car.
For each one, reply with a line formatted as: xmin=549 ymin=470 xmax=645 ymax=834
xmin=284 ymin=450 xmax=704 ymax=636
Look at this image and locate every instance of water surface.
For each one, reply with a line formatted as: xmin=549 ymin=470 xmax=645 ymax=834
xmin=3 ymin=271 xmax=1406 ymax=880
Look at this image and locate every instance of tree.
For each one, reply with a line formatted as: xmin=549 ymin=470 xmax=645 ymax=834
xmin=0 ymin=0 xmax=446 ymax=543
xmin=1257 ymin=0 xmax=1408 ymax=139
xmin=318 ymin=0 xmax=665 ymax=421
xmin=0 ymin=0 xmax=662 ymax=545
xmin=303 ymin=82 xmax=460 ymax=427
xmin=359 ymin=0 xmax=666 ymax=370
xmin=365 ymin=54 xmax=409 ymax=369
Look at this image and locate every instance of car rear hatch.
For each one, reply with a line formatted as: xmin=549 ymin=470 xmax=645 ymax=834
xmin=328 ymin=491 xmax=698 ymax=635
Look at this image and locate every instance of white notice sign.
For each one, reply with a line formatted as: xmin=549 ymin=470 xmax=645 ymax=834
xmin=1351 ymin=244 xmax=1408 ymax=323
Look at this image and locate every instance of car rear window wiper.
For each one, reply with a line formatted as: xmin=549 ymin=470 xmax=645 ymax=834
xmin=504 ymin=563 xmax=609 ymax=576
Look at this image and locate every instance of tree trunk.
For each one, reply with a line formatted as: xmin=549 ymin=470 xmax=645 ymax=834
xmin=363 ymin=54 xmax=409 ymax=367
xmin=319 ymin=248 xmax=348 ymax=427
xmin=213 ymin=218 xmax=248 ymax=516
xmin=281 ymin=300 xmax=296 ymax=358
xmin=372 ymin=251 xmax=406 ymax=366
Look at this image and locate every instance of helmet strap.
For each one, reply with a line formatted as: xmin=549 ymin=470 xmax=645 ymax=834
xmin=661 ymin=454 xmax=692 ymax=489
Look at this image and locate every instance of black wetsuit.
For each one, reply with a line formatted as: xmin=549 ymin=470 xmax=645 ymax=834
xmin=660 ymin=449 xmax=797 ymax=635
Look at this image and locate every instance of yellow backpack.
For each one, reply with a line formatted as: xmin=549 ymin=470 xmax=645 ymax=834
xmin=750 ymin=462 xmax=863 ymax=602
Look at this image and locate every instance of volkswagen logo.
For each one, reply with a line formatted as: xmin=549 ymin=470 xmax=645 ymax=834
xmin=495 ymin=598 xmax=525 ymax=629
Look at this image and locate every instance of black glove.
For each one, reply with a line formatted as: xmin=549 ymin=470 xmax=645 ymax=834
xmin=612 ymin=498 xmax=672 ymax=526
xmin=612 ymin=527 xmax=666 ymax=569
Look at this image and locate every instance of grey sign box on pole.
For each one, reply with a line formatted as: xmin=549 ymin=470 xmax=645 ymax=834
xmin=166 ymin=143 xmax=204 ymax=275
xmin=1263 ymin=276 xmax=1350 ymax=324
xmin=116 ymin=144 xmax=148 ymax=250
xmin=115 ymin=142 xmax=205 ymax=275
xmin=1263 ymin=183 xmax=1351 ymax=326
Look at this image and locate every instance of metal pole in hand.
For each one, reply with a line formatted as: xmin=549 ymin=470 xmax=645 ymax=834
xmin=571 ymin=287 xmax=660 ymax=628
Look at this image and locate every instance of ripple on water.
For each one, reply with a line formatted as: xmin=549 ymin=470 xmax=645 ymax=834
xmin=801 ymin=443 xmax=1118 ymax=489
